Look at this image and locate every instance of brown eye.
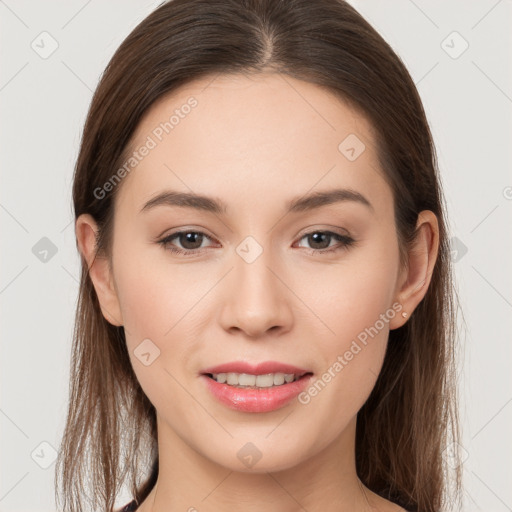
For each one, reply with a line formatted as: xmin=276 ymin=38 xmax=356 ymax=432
xmin=296 ymin=230 xmax=355 ymax=254
xmin=157 ymin=230 xmax=215 ymax=255
xmin=305 ymin=232 xmax=332 ymax=250
xmin=174 ymin=231 xmax=204 ymax=250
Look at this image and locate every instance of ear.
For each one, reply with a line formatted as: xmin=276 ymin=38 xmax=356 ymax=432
xmin=75 ymin=213 xmax=123 ymax=327
xmin=389 ymin=210 xmax=440 ymax=330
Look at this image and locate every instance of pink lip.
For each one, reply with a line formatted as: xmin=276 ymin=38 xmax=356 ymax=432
xmin=200 ymin=373 xmax=314 ymax=413
xmin=199 ymin=361 xmax=313 ymax=413
xmin=201 ymin=361 xmax=310 ymax=376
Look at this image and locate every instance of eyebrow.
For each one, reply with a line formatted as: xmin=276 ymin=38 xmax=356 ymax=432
xmin=139 ymin=188 xmax=374 ymax=215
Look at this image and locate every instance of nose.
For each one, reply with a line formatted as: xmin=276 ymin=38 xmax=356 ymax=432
xmin=218 ymin=246 xmax=294 ymax=339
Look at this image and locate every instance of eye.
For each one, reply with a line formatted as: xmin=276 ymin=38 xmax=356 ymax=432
xmin=157 ymin=230 xmax=217 ymax=255
xmin=295 ymin=230 xmax=355 ymax=254
xmin=156 ymin=229 xmax=356 ymax=256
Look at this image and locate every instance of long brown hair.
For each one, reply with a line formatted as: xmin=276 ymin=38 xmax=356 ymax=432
xmin=55 ymin=1 xmax=462 ymax=510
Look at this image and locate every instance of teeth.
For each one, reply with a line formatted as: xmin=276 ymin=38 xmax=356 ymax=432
xmin=238 ymin=373 xmax=256 ymax=386
xmin=273 ymin=373 xmax=285 ymax=385
xmin=226 ymin=373 xmax=238 ymax=385
xmin=211 ymin=372 xmax=302 ymax=388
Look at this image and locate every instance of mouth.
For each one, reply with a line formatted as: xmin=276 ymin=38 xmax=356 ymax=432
xmin=199 ymin=361 xmax=314 ymax=413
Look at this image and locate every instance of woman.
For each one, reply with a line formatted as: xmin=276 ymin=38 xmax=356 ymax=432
xmin=55 ymin=1 xmax=462 ymax=511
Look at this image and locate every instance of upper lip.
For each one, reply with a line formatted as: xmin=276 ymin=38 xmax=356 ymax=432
xmin=201 ymin=361 xmax=312 ymax=376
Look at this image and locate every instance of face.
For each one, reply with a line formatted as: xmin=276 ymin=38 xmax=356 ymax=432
xmin=97 ymin=72 xmax=409 ymax=472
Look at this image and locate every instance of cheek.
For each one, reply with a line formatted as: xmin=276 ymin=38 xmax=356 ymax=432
xmin=297 ymin=238 xmax=398 ymax=411
xmin=302 ymin=241 xmax=399 ymax=345
xmin=112 ymin=240 xmax=203 ymax=338
xmin=113 ymin=259 xmax=202 ymax=420
xmin=296 ymin=273 xmax=393 ymax=436
xmin=112 ymin=247 xmax=212 ymax=385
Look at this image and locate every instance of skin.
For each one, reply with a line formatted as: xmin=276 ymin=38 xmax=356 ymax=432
xmin=76 ymin=72 xmax=438 ymax=512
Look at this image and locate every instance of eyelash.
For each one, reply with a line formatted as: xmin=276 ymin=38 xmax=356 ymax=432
xmin=156 ymin=229 xmax=356 ymax=256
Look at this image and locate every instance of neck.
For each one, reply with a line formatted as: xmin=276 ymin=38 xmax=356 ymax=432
xmin=140 ymin=415 xmax=372 ymax=512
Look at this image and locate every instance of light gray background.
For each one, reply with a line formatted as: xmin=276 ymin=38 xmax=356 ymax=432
xmin=1 ymin=1 xmax=511 ymax=511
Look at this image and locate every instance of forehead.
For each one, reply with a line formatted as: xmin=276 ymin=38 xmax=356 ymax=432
xmin=114 ymin=72 xmax=391 ymax=218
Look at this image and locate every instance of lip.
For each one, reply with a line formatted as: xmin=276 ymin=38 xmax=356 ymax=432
xmin=201 ymin=361 xmax=311 ymax=376
xmin=200 ymin=361 xmax=314 ymax=413
xmin=201 ymin=373 xmax=314 ymax=413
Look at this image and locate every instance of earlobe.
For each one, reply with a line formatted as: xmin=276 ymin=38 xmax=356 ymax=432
xmin=75 ymin=214 xmax=124 ymax=327
xmin=389 ymin=210 xmax=439 ymax=330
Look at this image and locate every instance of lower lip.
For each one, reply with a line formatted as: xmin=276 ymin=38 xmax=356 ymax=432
xmin=201 ymin=374 xmax=314 ymax=413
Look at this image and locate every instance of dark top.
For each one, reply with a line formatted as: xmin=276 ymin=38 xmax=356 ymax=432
xmin=119 ymin=500 xmax=138 ymax=511
xmin=119 ymin=498 xmax=414 ymax=511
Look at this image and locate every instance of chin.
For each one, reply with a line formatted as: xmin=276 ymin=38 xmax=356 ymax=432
xmin=204 ymin=438 xmax=315 ymax=474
